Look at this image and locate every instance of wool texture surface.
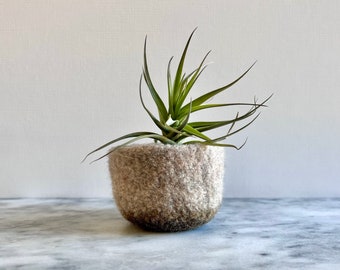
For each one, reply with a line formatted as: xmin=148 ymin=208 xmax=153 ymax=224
xmin=108 ymin=143 xmax=224 ymax=232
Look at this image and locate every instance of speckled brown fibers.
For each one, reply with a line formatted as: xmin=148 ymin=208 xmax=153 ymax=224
xmin=108 ymin=144 xmax=224 ymax=232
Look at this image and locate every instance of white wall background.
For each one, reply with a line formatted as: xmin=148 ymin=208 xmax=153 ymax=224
xmin=1 ymin=0 xmax=339 ymax=198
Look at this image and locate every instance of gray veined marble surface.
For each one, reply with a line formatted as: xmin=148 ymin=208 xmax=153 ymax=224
xmin=1 ymin=198 xmax=340 ymax=270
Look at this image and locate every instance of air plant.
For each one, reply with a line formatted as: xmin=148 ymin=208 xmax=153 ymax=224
xmin=83 ymin=29 xmax=272 ymax=163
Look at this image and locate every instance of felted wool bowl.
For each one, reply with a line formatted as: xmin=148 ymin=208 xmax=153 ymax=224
xmin=108 ymin=143 xmax=224 ymax=232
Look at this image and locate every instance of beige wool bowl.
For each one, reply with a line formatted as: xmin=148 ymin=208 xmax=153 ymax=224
xmin=108 ymin=143 xmax=224 ymax=232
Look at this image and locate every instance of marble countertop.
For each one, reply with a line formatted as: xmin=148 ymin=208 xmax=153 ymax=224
xmin=1 ymin=198 xmax=340 ymax=270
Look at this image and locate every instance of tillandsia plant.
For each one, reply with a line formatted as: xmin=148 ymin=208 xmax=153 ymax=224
xmin=83 ymin=28 xmax=272 ymax=163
